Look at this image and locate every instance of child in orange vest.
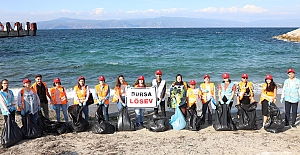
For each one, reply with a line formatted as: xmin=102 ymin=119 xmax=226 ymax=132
xmin=50 ymin=78 xmax=68 ymax=122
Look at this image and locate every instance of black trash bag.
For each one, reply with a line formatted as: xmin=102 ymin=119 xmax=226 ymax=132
xmin=1 ymin=114 xmax=23 ymax=148
xmin=117 ymin=107 xmax=135 ymax=131
xmin=264 ymin=102 xmax=284 ymax=133
xmin=56 ymin=122 xmax=72 ymax=135
xmin=235 ymin=102 xmax=257 ymax=130
xmin=36 ymin=111 xmax=57 ymax=133
xmin=185 ymin=109 xmax=202 ymax=131
xmin=21 ymin=112 xmax=42 ymax=139
xmin=147 ymin=117 xmax=171 ymax=132
xmin=92 ymin=105 xmax=115 ymax=134
xmin=68 ymin=105 xmax=89 ymax=132
xmin=213 ymin=103 xmax=236 ymax=131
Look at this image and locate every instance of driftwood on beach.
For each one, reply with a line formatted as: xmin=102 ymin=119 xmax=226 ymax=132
xmin=273 ymin=28 xmax=300 ymax=42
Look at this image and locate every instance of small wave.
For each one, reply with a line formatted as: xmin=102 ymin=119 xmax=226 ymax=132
xmin=106 ymin=62 xmax=119 ymax=65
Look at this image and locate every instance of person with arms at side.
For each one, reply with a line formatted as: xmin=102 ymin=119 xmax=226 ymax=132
xmin=74 ymin=76 xmax=90 ymax=121
xmin=0 ymin=79 xmax=17 ymax=122
xmin=186 ymin=80 xmax=202 ymax=115
xmin=31 ymin=74 xmax=52 ymax=119
xmin=50 ymin=78 xmax=68 ymax=122
xmin=218 ymin=73 xmax=236 ymax=110
xmin=151 ymin=70 xmax=167 ymax=117
xmin=200 ymin=74 xmax=216 ymax=125
xmin=170 ymin=74 xmax=188 ymax=117
xmin=134 ymin=76 xmax=146 ymax=127
xmin=281 ymin=68 xmax=300 ymax=127
xmin=113 ymin=75 xmax=128 ymax=111
xmin=95 ymin=76 xmax=110 ymax=121
xmin=259 ymin=74 xmax=277 ymax=127
xmin=17 ymin=78 xmax=41 ymax=124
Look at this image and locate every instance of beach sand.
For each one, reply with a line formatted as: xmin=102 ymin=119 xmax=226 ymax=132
xmin=0 ymin=95 xmax=299 ymax=155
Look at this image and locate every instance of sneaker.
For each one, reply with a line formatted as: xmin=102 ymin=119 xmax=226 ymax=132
xmin=140 ymin=122 xmax=144 ymax=128
xmin=285 ymin=122 xmax=289 ymax=126
xmin=291 ymin=124 xmax=296 ymax=128
xmin=136 ymin=123 xmax=140 ymax=127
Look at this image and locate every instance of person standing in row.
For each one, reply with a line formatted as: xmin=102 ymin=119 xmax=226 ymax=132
xmin=259 ymin=74 xmax=277 ymax=126
xmin=134 ymin=76 xmax=146 ymax=127
xmin=281 ymin=68 xmax=300 ymax=127
xmin=151 ymin=70 xmax=166 ymax=117
xmin=31 ymin=74 xmax=52 ymax=119
xmin=18 ymin=78 xmax=41 ymax=124
xmin=170 ymin=74 xmax=188 ymax=116
xmin=218 ymin=73 xmax=236 ymax=109
xmin=113 ymin=75 xmax=128 ymax=111
xmin=200 ymin=74 xmax=216 ymax=125
xmin=95 ymin=76 xmax=110 ymax=121
xmin=50 ymin=78 xmax=68 ymax=123
xmin=74 ymin=76 xmax=90 ymax=121
xmin=0 ymin=79 xmax=16 ymax=122
xmin=186 ymin=80 xmax=202 ymax=114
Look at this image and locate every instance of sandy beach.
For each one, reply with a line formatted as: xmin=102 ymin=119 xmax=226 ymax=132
xmin=0 ymin=95 xmax=299 ymax=155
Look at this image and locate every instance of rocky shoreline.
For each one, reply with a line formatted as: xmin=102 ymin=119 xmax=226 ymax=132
xmin=273 ymin=28 xmax=300 ymax=42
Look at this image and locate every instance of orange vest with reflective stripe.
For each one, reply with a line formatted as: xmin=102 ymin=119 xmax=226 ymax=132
xmin=112 ymin=82 xmax=128 ymax=102
xmin=17 ymin=88 xmax=37 ymax=111
xmin=31 ymin=82 xmax=50 ymax=97
xmin=260 ymin=83 xmax=276 ymax=102
xmin=74 ymin=85 xmax=87 ymax=105
xmin=50 ymin=86 xmax=67 ymax=105
xmin=95 ymin=84 xmax=109 ymax=105
xmin=200 ymin=83 xmax=214 ymax=104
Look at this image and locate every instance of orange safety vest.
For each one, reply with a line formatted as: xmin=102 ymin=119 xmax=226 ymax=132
xmin=186 ymin=88 xmax=201 ymax=107
xmin=50 ymin=86 xmax=67 ymax=105
xmin=17 ymin=88 xmax=37 ymax=111
xmin=112 ymin=82 xmax=128 ymax=102
xmin=74 ymin=85 xmax=87 ymax=105
xmin=237 ymin=81 xmax=254 ymax=100
xmin=200 ymin=83 xmax=215 ymax=104
xmin=31 ymin=82 xmax=50 ymax=97
xmin=95 ymin=83 xmax=110 ymax=105
xmin=260 ymin=83 xmax=276 ymax=102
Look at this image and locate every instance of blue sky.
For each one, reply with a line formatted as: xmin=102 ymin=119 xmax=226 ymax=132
xmin=1 ymin=0 xmax=300 ymax=22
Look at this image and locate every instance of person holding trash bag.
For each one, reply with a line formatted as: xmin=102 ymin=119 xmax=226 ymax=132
xmin=218 ymin=73 xmax=236 ymax=110
xmin=151 ymin=70 xmax=167 ymax=117
xmin=95 ymin=76 xmax=110 ymax=121
xmin=50 ymin=78 xmax=68 ymax=122
xmin=186 ymin=80 xmax=202 ymax=113
xmin=236 ymin=74 xmax=255 ymax=116
xmin=74 ymin=76 xmax=90 ymax=121
xmin=200 ymin=74 xmax=217 ymax=125
xmin=259 ymin=74 xmax=277 ymax=127
xmin=170 ymin=74 xmax=188 ymax=117
xmin=281 ymin=68 xmax=300 ymax=127
xmin=113 ymin=75 xmax=128 ymax=111
xmin=17 ymin=78 xmax=41 ymax=124
xmin=133 ymin=76 xmax=146 ymax=127
xmin=0 ymin=79 xmax=17 ymax=122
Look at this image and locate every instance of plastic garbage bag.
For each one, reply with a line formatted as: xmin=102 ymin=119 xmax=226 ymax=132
xmin=264 ymin=102 xmax=284 ymax=133
xmin=117 ymin=107 xmax=135 ymax=131
xmin=235 ymin=102 xmax=257 ymax=130
xmin=147 ymin=116 xmax=171 ymax=132
xmin=213 ymin=103 xmax=236 ymax=131
xmin=68 ymin=105 xmax=89 ymax=132
xmin=1 ymin=114 xmax=23 ymax=148
xmin=21 ymin=112 xmax=42 ymax=139
xmin=185 ymin=109 xmax=202 ymax=131
xmin=170 ymin=104 xmax=186 ymax=130
xmin=92 ymin=105 xmax=115 ymax=134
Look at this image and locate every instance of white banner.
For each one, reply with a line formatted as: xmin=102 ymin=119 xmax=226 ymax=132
xmin=126 ymin=87 xmax=157 ymax=108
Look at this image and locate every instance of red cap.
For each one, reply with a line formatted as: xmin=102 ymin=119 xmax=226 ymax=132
xmin=190 ymin=80 xmax=196 ymax=85
xmin=204 ymin=74 xmax=210 ymax=79
xmin=78 ymin=76 xmax=85 ymax=81
xmin=98 ymin=76 xmax=105 ymax=81
xmin=53 ymin=78 xmax=61 ymax=83
xmin=155 ymin=70 xmax=162 ymax=75
xmin=23 ymin=78 xmax=31 ymax=84
xmin=287 ymin=68 xmax=295 ymax=74
xmin=138 ymin=76 xmax=144 ymax=80
xmin=241 ymin=74 xmax=248 ymax=79
xmin=265 ymin=74 xmax=273 ymax=80
xmin=222 ymin=73 xmax=230 ymax=79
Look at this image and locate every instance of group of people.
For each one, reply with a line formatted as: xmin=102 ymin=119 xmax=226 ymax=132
xmin=0 ymin=68 xmax=299 ymax=129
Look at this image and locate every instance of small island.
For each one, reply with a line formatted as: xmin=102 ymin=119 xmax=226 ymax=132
xmin=273 ymin=28 xmax=300 ymax=42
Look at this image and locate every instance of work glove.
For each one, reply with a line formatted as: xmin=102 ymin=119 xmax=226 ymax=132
xmin=122 ymin=103 xmax=127 ymax=107
xmin=2 ymin=110 xmax=10 ymax=115
xmin=152 ymin=84 xmax=156 ymax=88
xmin=21 ymin=110 xmax=25 ymax=116
xmin=157 ymin=99 xmax=161 ymax=106
xmin=9 ymin=106 xmax=16 ymax=112
xmin=280 ymin=98 xmax=284 ymax=104
xmin=226 ymin=100 xmax=230 ymax=105
xmin=219 ymin=100 xmax=224 ymax=104
xmin=104 ymin=104 xmax=108 ymax=108
xmin=83 ymin=102 xmax=86 ymax=106
xmin=203 ymin=90 xmax=209 ymax=93
xmin=38 ymin=106 xmax=41 ymax=111
xmin=268 ymin=100 xmax=272 ymax=106
xmin=127 ymin=85 xmax=131 ymax=88
xmin=53 ymin=105 xmax=56 ymax=110
xmin=97 ymin=99 xmax=102 ymax=105
xmin=79 ymin=103 xmax=82 ymax=106
xmin=211 ymin=98 xmax=217 ymax=106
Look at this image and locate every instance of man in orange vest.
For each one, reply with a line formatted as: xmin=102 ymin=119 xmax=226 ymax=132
xmin=31 ymin=74 xmax=52 ymax=119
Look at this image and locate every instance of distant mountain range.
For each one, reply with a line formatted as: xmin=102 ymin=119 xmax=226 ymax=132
xmin=37 ymin=17 xmax=300 ymax=29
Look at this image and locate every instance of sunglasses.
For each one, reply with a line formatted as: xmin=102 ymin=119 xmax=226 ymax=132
xmin=242 ymin=77 xmax=248 ymax=79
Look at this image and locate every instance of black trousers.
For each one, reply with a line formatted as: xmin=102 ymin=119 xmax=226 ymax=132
xmin=3 ymin=111 xmax=15 ymax=122
xmin=284 ymin=101 xmax=298 ymax=125
xmin=201 ymin=101 xmax=212 ymax=124
xmin=154 ymin=100 xmax=166 ymax=117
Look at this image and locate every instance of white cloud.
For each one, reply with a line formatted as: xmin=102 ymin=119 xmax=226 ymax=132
xmin=194 ymin=4 xmax=268 ymax=14
xmin=127 ymin=8 xmax=188 ymax=14
xmin=90 ymin=8 xmax=104 ymax=15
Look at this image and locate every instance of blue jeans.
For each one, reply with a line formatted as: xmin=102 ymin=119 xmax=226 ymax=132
xmin=54 ymin=104 xmax=69 ymax=122
xmin=285 ymin=101 xmax=298 ymax=125
xmin=79 ymin=106 xmax=89 ymax=121
xmin=117 ymin=96 xmax=126 ymax=111
xmin=135 ymin=108 xmax=145 ymax=124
